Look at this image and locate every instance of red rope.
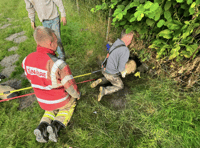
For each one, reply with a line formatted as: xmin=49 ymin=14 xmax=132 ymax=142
xmin=0 ymin=93 xmax=35 ymax=103
xmin=0 ymin=79 xmax=95 ymax=103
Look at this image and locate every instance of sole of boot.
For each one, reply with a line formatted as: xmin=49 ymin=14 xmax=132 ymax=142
xmin=34 ymin=129 xmax=48 ymax=143
xmin=98 ymin=87 xmax=104 ymax=102
xmin=47 ymin=126 xmax=57 ymax=142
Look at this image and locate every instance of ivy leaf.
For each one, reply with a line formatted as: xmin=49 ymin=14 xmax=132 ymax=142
xmin=120 ymin=20 xmax=127 ymax=25
xmin=144 ymin=1 xmax=153 ymax=9
xmin=187 ymin=0 xmax=193 ymax=5
xmin=154 ymin=13 xmax=161 ymax=21
xmin=164 ymin=10 xmax=172 ymax=21
xmin=126 ymin=27 xmax=133 ymax=34
xmin=191 ymin=2 xmax=196 ymax=8
xmin=189 ymin=7 xmax=195 ymax=15
xmin=169 ymin=45 xmax=180 ymax=60
xmin=117 ymin=13 xmax=123 ymax=20
xmin=176 ymin=0 xmax=184 ymax=3
xmin=117 ymin=5 xmax=125 ymax=10
xmin=159 ymin=29 xmax=173 ymax=39
xmin=157 ymin=19 xmax=165 ymax=28
xmin=137 ymin=13 xmax=144 ymax=21
xmin=146 ymin=19 xmax=155 ymax=26
xmin=150 ymin=3 xmax=159 ymax=11
xmin=197 ymin=0 xmax=200 ymax=5
xmin=164 ymin=1 xmax=171 ymax=10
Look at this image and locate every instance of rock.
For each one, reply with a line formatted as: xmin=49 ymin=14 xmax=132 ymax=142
xmin=18 ymin=94 xmax=37 ymax=110
xmin=1 ymin=79 xmax=21 ymax=89
xmin=1 ymin=65 xmax=16 ymax=77
xmin=8 ymin=46 xmax=18 ymax=52
xmin=0 ymin=84 xmax=18 ymax=100
xmin=5 ymin=31 xmax=25 ymax=41
xmin=13 ymin=36 xmax=28 ymax=43
xmin=0 ymin=24 xmax=11 ymax=29
xmin=0 ymin=74 xmax=6 ymax=80
xmin=7 ymin=18 xmax=11 ymax=22
xmin=0 ymin=54 xmax=19 ymax=67
xmin=138 ymin=63 xmax=149 ymax=73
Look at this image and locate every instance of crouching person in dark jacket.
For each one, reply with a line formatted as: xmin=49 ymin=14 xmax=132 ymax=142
xmin=91 ymin=30 xmax=136 ymax=101
xmin=22 ymin=26 xmax=80 ymax=143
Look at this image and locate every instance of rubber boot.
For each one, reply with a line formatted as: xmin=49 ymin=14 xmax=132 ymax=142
xmin=98 ymin=86 xmax=105 ymax=102
xmin=34 ymin=122 xmax=49 ymax=143
xmin=47 ymin=120 xmax=65 ymax=142
xmin=90 ymin=79 xmax=102 ymax=88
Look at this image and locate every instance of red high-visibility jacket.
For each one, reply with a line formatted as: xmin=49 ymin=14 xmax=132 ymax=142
xmin=22 ymin=45 xmax=80 ymax=111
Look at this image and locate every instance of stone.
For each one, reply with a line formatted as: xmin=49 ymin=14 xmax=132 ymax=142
xmin=18 ymin=94 xmax=37 ymax=110
xmin=13 ymin=36 xmax=28 ymax=43
xmin=7 ymin=18 xmax=11 ymax=21
xmin=5 ymin=31 xmax=25 ymax=41
xmin=0 ymin=65 xmax=16 ymax=77
xmin=8 ymin=46 xmax=18 ymax=52
xmin=0 ymin=54 xmax=19 ymax=67
xmin=0 ymin=24 xmax=11 ymax=29
xmin=21 ymin=73 xmax=26 ymax=79
xmin=0 ymin=79 xmax=21 ymax=89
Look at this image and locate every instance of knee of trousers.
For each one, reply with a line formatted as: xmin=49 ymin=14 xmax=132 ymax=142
xmin=118 ymin=83 xmax=124 ymax=90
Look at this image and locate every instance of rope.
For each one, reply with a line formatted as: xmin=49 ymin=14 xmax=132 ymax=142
xmin=0 ymin=70 xmax=101 ymax=96
xmin=0 ymin=79 xmax=96 ymax=103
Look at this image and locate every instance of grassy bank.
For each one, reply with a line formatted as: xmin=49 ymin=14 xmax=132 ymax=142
xmin=0 ymin=0 xmax=199 ymax=148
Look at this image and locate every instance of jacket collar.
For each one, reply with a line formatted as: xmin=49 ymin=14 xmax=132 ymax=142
xmin=36 ymin=45 xmax=56 ymax=55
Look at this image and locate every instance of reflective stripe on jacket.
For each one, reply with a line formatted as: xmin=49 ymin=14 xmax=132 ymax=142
xmin=22 ymin=45 xmax=80 ymax=111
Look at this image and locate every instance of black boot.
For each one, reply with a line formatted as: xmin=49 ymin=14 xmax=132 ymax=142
xmin=34 ymin=122 xmax=49 ymax=143
xmin=47 ymin=120 xmax=65 ymax=142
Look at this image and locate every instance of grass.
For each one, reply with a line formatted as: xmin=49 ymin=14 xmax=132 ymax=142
xmin=0 ymin=0 xmax=200 ymax=148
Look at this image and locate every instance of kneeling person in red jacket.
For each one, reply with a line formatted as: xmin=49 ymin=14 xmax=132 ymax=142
xmin=22 ymin=26 xmax=80 ymax=143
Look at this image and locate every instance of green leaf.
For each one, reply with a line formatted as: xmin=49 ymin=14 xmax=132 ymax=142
xmin=117 ymin=13 xmax=123 ymax=20
xmin=191 ymin=2 xmax=196 ymax=8
xmin=137 ymin=13 xmax=144 ymax=21
xmin=187 ymin=0 xmax=193 ymax=5
xmin=150 ymin=3 xmax=159 ymax=11
xmin=189 ymin=7 xmax=195 ymax=15
xmin=164 ymin=1 xmax=171 ymax=10
xmin=117 ymin=5 xmax=125 ymax=10
xmin=169 ymin=45 xmax=180 ymax=60
xmin=146 ymin=19 xmax=155 ymax=26
xmin=197 ymin=0 xmax=200 ymax=5
xmin=126 ymin=27 xmax=133 ymax=34
xmin=130 ymin=16 xmax=136 ymax=22
xmin=144 ymin=1 xmax=153 ymax=9
xmin=164 ymin=10 xmax=171 ymax=21
xmin=120 ymin=20 xmax=127 ymax=25
xmin=157 ymin=19 xmax=165 ymax=28
xmin=159 ymin=29 xmax=173 ymax=39
xmin=176 ymin=0 xmax=184 ymax=3
xmin=181 ymin=4 xmax=187 ymax=9
xmin=137 ymin=4 xmax=145 ymax=12
xmin=113 ymin=9 xmax=122 ymax=16
xmin=154 ymin=13 xmax=161 ymax=21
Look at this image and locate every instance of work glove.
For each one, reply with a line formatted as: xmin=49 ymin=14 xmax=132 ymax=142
xmin=121 ymin=69 xmax=127 ymax=78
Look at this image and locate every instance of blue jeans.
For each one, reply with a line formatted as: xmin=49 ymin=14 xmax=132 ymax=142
xmin=42 ymin=16 xmax=65 ymax=59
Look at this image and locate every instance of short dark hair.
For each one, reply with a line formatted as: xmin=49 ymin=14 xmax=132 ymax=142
xmin=120 ymin=29 xmax=133 ymax=39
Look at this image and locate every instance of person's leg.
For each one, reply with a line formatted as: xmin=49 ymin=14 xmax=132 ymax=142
xmin=90 ymin=77 xmax=109 ymax=88
xmin=34 ymin=110 xmax=56 ymax=143
xmin=42 ymin=17 xmax=65 ymax=60
xmin=47 ymin=98 xmax=76 ymax=142
xmin=51 ymin=17 xmax=65 ymax=60
xmin=98 ymin=72 xmax=124 ymax=101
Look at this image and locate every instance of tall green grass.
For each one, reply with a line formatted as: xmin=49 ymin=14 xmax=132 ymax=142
xmin=0 ymin=0 xmax=199 ymax=148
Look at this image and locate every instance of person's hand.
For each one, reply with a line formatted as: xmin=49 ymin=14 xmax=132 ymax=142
xmin=31 ymin=22 xmax=36 ymax=30
xmin=121 ymin=70 xmax=127 ymax=78
xmin=77 ymin=92 xmax=81 ymax=100
xmin=61 ymin=17 xmax=67 ymax=26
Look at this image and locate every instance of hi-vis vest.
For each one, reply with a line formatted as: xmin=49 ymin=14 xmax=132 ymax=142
xmin=22 ymin=46 xmax=80 ymax=111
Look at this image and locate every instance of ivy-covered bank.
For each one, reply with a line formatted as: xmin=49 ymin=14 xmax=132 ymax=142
xmin=92 ymin=0 xmax=200 ymax=62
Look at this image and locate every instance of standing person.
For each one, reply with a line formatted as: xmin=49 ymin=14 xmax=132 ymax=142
xmin=22 ymin=26 xmax=80 ymax=143
xmin=24 ymin=0 xmax=67 ymax=60
xmin=90 ymin=30 xmax=136 ymax=101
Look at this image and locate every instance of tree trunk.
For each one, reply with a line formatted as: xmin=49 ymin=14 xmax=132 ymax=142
xmin=106 ymin=9 xmax=112 ymax=42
